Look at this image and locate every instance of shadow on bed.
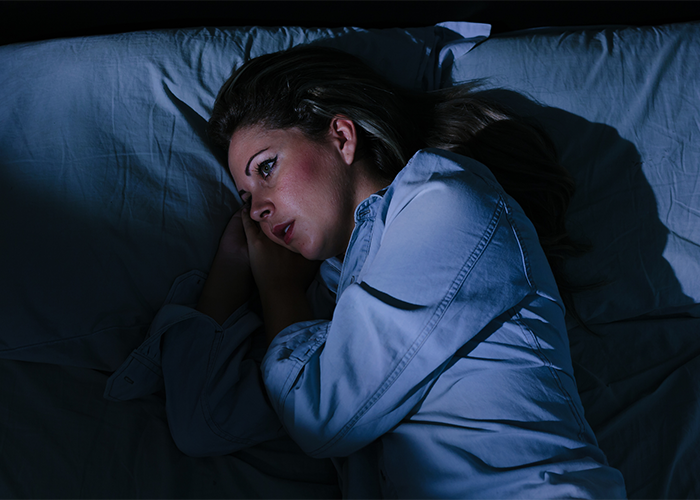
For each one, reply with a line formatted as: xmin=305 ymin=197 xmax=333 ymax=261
xmin=483 ymin=88 xmax=700 ymax=498
xmin=483 ymin=88 xmax=695 ymax=321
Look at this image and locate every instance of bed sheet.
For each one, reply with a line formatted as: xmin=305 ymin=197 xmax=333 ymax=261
xmin=0 ymin=358 xmax=341 ymax=498
xmin=2 ymin=20 xmax=699 ymax=499
xmin=449 ymin=21 xmax=700 ymax=325
xmin=448 ymin=22 xmax=700 ymax=498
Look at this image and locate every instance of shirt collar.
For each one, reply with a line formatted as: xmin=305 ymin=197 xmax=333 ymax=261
xmin=353 ymin=192 xmax=384 ymax=223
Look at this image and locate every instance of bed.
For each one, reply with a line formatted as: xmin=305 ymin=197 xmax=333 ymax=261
xmin=1 ymin=11 xmax=699 ymax=499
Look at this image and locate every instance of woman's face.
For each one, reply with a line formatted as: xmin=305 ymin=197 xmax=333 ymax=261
xmin=228 ymin=121 xmax=377 ymax=261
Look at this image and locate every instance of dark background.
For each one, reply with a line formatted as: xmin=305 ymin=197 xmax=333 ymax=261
xmin=2 ymin=1 xmax=700 ymax=46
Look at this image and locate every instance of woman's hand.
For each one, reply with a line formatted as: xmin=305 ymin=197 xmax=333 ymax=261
xmin=241 ymin=208 xmax=319 ymax=344
xmin=240 ymin=208 xmax=321 ymax=298
xmin=196 ymin=209 xmax=255 ymax=325
xmin=217 ymin=208 xmax=252 ymax=265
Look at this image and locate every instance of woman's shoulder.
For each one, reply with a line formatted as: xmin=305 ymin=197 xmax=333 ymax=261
xmin=401 ymin=148 xmax=501 ymax=187
xmin=381 ymin=148 xmax=507 ymax=226
xmin=386 ymin=148 xmax=561 ymax=305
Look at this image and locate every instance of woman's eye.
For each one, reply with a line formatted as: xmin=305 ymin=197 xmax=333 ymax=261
xmin=257 ymin=157 xmax=276 ymax=179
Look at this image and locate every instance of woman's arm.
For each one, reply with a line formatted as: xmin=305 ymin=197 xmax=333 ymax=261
xmin=258 ymin=150 xmax=535 ymax=458
xmin=108 ymin=210 xmax=290 ymax=456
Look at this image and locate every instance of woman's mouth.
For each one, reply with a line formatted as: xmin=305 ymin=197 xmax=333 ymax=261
xmin=273 ymin=221 xmax=295 ymax=245
xmin=283 ymin=221 xmax=294 ymax=245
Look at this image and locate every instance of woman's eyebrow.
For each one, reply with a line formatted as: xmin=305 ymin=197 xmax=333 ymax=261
xmin=245 ymin=147 xmax=269 ymax=176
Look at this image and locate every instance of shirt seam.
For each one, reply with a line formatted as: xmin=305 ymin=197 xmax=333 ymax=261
xmin=310 ymin=197 xmax=506 ymax=456
xmin=512 ymin=307 xmax=589 ymax=442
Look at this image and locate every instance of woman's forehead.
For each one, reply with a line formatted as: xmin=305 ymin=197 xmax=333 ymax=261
xmin=228 ymin=126 xmax=271 ymax=171
xmin=229 ymin=126 xmax=294 ymax=154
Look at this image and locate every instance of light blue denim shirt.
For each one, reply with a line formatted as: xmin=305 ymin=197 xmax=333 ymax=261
xmin=262 ymin=149 xmax=626 ymax=498
xmin=106 ymin=149 xmax=626 ymax=498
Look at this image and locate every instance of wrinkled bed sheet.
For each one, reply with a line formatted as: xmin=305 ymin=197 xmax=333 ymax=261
xmin=1 ymin=20 xmax=699 ymax=499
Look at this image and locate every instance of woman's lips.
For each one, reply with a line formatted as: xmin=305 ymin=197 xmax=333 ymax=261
xmin=283 ymin=221 xmax=294 ymax=245
xmin=272 ymin=221 xmax=295 ymax=245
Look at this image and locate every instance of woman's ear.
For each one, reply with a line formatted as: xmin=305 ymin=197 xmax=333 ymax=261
xmin=328 ymin=116 xmax=358 ymax=166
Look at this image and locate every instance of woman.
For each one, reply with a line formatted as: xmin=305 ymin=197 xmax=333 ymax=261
xmin=201 ymin=45 xmax=627 ymax=498
xmin=107 ymin=45 xmax=626 ymax=497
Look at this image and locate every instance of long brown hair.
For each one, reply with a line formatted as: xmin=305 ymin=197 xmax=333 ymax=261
xmin=209 ymin=45 xmax=589 ymax=301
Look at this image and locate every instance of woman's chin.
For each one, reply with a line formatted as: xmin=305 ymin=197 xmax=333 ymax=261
xmin=299 ymin=245 xmax=331 ymax=262
xmin=300 ymin=250 xmax=324 ymax=262
xmin=298 ymin=236 xmax=347 ymax=261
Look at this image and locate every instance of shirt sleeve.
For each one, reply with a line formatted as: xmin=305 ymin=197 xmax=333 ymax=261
xmin=105 ymin=280 xmax=284 ymax=456
xmin=262 ymin=150 xmax=536 ymax=459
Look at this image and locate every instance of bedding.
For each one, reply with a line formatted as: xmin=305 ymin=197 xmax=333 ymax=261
xmin=1 ymin=18 xmax=699 ymax=499
xmin=0 ymin=22 xmax=489 ymax=371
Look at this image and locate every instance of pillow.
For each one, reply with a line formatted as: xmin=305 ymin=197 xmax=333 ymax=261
xmin=0 ymin=23 xmax=489 ymax=370
xmin=445 ymin=22 xmax=700 ymax=324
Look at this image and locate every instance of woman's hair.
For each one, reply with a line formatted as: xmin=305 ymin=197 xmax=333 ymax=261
xmin=209 ymin=45 xmax=589 ymax=303
xmin=209 ymin=45 xmax=421 ymax=182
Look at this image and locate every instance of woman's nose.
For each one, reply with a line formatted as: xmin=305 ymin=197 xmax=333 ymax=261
xmin=250 ymin=198 xmax=273 ymax=221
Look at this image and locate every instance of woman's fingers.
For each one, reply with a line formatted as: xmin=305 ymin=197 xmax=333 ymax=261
xmin=217 ymin=209 xmax=251 ymax=261
xmin=240 ymin=207 xmax=262 ymax=242
xmin=239 ymin=207 xmax=319 ymax=294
